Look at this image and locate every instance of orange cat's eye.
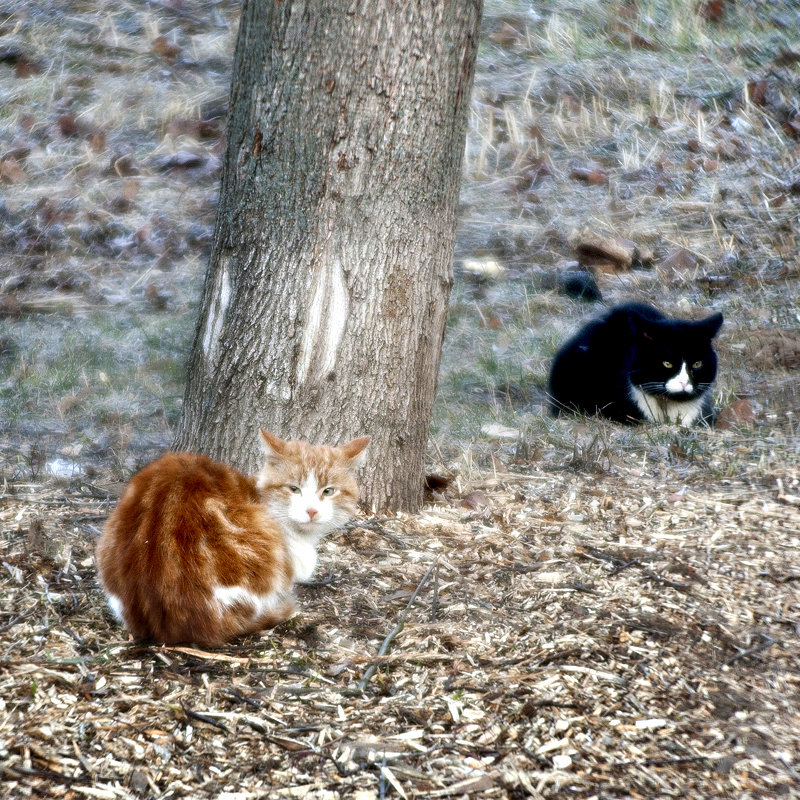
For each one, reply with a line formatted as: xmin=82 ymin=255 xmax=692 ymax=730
xmin=692 ymin=360 xmax=703 ymax=369
xmin=289 ymin=485 xmax=301 ymax=494
xmin=321 ymin=487 xmax=336 ymax=497
xmin=663 ymin=361 xmax=673 ymax=369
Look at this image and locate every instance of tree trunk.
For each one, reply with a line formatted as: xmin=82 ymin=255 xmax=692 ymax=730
xmin=173 ymin=1 xmax=481 ymax=512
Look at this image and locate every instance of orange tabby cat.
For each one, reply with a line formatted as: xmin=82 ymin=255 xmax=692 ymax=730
xmin=96 ymin=429 xmax=369 ymax=645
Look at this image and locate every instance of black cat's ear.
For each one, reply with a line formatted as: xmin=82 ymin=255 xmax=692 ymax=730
xmin=626 ymin=309 xmax=655 ymax=340
xmin=699 ymin=312 xmax=723 ymax=338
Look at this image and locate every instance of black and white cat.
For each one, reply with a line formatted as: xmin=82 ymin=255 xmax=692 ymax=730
xmin=548 ymin=302 xmax=723 ymax=425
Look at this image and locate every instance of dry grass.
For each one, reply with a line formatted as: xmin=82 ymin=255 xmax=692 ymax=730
xmin=2 ymin=0 xmax=800 ymax=797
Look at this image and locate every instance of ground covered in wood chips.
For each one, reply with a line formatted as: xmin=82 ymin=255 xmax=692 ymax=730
xmin=2 ymin=0 xmax=800 ymax=798
xmin=2 ymin=441 xmax=799 ymax=798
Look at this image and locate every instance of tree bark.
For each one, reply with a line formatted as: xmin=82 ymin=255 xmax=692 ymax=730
xmin=173 ymin=1 xmax=481 ymax=512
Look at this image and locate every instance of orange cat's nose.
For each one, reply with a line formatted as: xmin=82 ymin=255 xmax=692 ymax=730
xmin=306 ymin=508 xmax=318 ymax=520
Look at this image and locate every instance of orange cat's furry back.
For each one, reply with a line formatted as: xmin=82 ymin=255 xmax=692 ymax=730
xmin=96 ymin=430 xmax=369 ymax=645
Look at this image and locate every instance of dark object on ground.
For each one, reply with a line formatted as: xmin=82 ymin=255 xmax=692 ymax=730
xmin=560 ymin=270 xmax=602 ymax=302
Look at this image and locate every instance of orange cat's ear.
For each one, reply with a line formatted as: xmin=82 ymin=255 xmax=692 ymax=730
xmin=259 ymin=429 xmax=288 ymax=457
xmin=339 ymin=436 xmax=370 ymax=466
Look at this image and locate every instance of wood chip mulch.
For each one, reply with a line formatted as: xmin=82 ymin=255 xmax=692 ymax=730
xmin=1 ymin=447 xmax=799 ymax=799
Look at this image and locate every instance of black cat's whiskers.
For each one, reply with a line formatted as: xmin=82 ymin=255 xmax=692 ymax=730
xmin=637 ymin=381 xmax=670 ymax=395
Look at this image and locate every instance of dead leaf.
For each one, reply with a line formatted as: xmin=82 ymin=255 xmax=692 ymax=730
xmin=766 ymin=193 xmax=786 ymax=208
xmin=573 ymin=230 xmax=635 ymax=272
xmin=659 ymin=248 xmax=698 ymax=275
xmin=782 ymin=116 xmax=800 ymax=140
xmin=111 ymin=153 xmax=141 ymax=177
xmin=489 ymin=21 xmax=524 ymax=47
xmin=89 ymin=132 xmax=106 ymax=153
xmin=461 ymin=490 xmax=490 ymax=510
xmin=0 ymin=47 xmax=44 ymax=77
xmin=698 ymin=0 xmax=725 ymax=21
xmin=0 ymin=294 xmax=22 ymax=317
xmin=570 ymin=166 xmax=608 ymax=185
xmin=145 ymin=284 xmax=170 ymax=310
xmin=166 ymin=117 xmax=222 ymax=140
xmin=714 ymin=139 xmax=739 ymax=160
xmin=154 ymin=150 xmax=207 ymax=171
xmin=744 ymin=329 xmax=800 ymax=370
xmin=58 ymin=114 xmax=79 ymax=137
xmin=715 ymin=399 xmax=755 ymax=430
xmin=0 ymin=158 xmax=26 ymax=184
xmin=773 ymin=48 xmax=800 ymax=67
xmin=630 ymin=31 xmax=658 ymax=50
xmin=685 ymin=156 xmax=702 ymax=171
xmin=58 ymin=114 xmax=104 ymax=147
xmin=526 ymin=121 xmax=545 ymax=141
xmin=122 ymin=180 xmax=140 ymax=201
xmin=152 ymin=36 xmax=182 ymax=61
xmin=2 ymin=145 xmax=30 ymax=163
xmin=512 ymin=157 xmax=552 ymax=192
xmin=747 ymin=80 xmax=769 ymax=106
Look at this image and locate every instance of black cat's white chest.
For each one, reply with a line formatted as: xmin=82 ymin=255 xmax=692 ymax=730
xmin=629 ymin=384 xmax=707 ymax=425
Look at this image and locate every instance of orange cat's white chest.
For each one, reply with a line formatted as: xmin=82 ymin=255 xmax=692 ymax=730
xmin=282 ymin=531 xmax=320 ymax=582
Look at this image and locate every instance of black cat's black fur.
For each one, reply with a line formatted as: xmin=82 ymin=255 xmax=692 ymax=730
xmin=548 ymin=302 xmax=723 ymax=425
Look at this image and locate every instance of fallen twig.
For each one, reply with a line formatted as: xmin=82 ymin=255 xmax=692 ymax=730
xmin=722 ymin=634 xmax=777 ymax=666
xmin=611 ymin=754 xmax=714 ymax=770
xmin=180 ymin=703 xmax=229 ymax=732
xmin=343 ymin=517 xmax=409 ymax=550
xmin=358 ymin=560 xmax=438 ymax=691
xmin=586 ymin=548 xmax=690 ymax=591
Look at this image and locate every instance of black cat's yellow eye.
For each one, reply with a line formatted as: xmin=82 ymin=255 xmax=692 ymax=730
xmin=321 ymin=487 xmax=336 ymax=497
xmin=289 ymin=485 xmax=301 ymax=494
xmin=692 ymin=360 xmax=703 ymax=369
xmin=663 ymin=360 xmax=673 ymax=369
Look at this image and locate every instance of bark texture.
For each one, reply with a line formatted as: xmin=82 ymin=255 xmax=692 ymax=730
xmin=174 ymin=1 xmax=481 ymax=511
